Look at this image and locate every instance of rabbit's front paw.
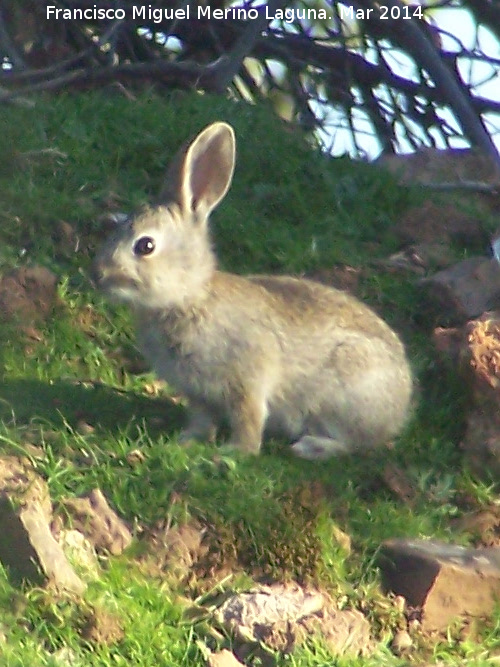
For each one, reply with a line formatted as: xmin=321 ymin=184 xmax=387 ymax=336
xmin=178 ymin=428 xmax=217 ymax=446
xmin=224 ymin=439 xmax=261 ymax=456
xmin=227 ymin=398 xmax=267 ymax=455
xmin=179 ymin=406 xmax=217 ymax=445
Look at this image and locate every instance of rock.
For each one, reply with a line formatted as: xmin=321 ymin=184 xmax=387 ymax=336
xmin=0 ymin=456 xmax=85 ymax=594
xmin=393 ymin=595 xmax=406 ymax=613
xmin=432 ymin=314 xmax=500 ymax=474
xmin=0 ymin=265 xmax=58 ymax=325
xmin=419 ymin=257 xmax=500 ymax=324
xmin=216 ymin=583 xmax=324 ymax=637
xmin=207 ymin=649 xmax=245 ymax=667
xmin=50 ymin=647 xmax=81 ymax=666
xmin=391 ymin=629 xmax=412 ymax=655
xmin=462 ymin=314 xmax=500 ymax=394
xmin=408 ymin=618 xmax=421 ymax=634
xmin=18 ymin=504 xmax=86 ymax=594
xmin=461 ymin=409 xmax=500 ymax=476
xmin=59 ymin=488 xmax=132 ymax=555
xmin=379 ymin=538 xmax=500 ymax=631
xmin=57 ymin=529 xmax=100 ymax=579
xmin=458 ymin=314 xmax=500 ymax=473
xmin=433 ymin=314 xmax=500 ymax=474
xmin=126 ymin=449 xmax=146 ymax=466
xmin=216 ymin=582 xmax=371 ymax=656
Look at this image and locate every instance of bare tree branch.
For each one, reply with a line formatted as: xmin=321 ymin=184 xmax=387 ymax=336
xmin=366 ymin=0 xmax=500 ymax=168
xmin=0 ymin=0 xmax=497 ymax=161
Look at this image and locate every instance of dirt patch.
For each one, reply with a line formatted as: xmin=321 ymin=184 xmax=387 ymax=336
xmin=378 ymin=147 xmax=500 ymax=186
xmin=135 ymin=484 xmax=335 ymax=593
xmin=58 ymin=488 xmax=132 ymax=556
xmin=377 ymin=148 xmax=500 ymax=213
xmin=190 ymin=520 xmax=243 ymax=587
xmin=80 ymin=606 xmax=124 ymax=646
xmin=51 ymin=220 xmax=80 ymax=257
xmin=461 ymin=408 xmax=500 ymax=475
xmin=194 ymin=483 xmax=329 ymax=588
xmin=0 ymin=266 xmax=58 ymax=325
xmin=382 ymin=463 xmax=420 ymax=506
xmin=138 ymin=520 xmax=207 ymax=580
xmin=397 ymin=201 xmax=487 ymax=248
xmin=73 ymin=303 xmax=107 ymax=335
xmin=454 ymin=508 xmax=500 ymax=548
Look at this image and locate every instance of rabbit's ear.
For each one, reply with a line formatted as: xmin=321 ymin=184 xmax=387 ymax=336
xmin=159 ymin=123 xmax=235 ymax=220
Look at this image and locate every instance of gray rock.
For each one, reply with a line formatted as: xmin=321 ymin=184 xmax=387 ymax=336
xmin=419 ymin=257 xmax=500 ymax=324
xmin=207 ymin=650 xmax=245 ymax=667
xmin=0 ymin=456 xmax=85 ymax=594
xmin=57 ymin=529 xmax=100 ymax=580
xmin=391 ymin=629 xmax=412 ymax=655
xmin=216 ymin=583 xmax=372 ymax=656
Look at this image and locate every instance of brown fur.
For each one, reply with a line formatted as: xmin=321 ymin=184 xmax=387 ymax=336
xmin=93 ymin=123 xmax=412 ymax=459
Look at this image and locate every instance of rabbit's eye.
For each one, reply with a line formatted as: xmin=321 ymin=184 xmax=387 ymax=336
xmin=134 ymin=236 xmax=156 ymax=256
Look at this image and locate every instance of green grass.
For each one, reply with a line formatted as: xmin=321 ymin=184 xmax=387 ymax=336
xmin=0 ymin=90 xmax=498 ymax=666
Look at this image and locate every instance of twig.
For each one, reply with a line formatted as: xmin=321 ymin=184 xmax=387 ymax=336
xmin=0 ymin=19 xmax=124 ymax=83
xmin=202 ymin=0 xmax=288 ymax=92
xmin=371 ymin=0 xmax=500 ymax=168
xmin=0 ymin=60 xmax=209 ymax=102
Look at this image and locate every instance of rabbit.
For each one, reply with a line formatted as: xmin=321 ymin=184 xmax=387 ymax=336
xmin=92 ymin=121 xmax=412 ymax=460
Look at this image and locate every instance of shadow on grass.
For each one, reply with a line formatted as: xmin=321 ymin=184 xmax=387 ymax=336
xmin=0 ymin=377 xmax=184 ymax=437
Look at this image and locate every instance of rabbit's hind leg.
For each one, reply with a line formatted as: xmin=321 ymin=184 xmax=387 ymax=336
xmin=289 ymin=412 xmax=354 ymax=460
xmin=290 ymin=435 xmax=352 ymax=460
